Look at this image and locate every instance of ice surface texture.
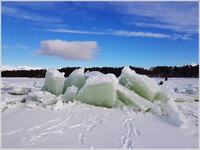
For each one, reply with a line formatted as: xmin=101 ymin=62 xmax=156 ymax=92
xmin=117 ymin=84 xmax=161 ymax=116
xmin=119 ymin=67 xmax=160 ymax=101
xmin=62 ymin=86 xmax=78 ymax=102
xmin=76 ymin=73 xmax=118 ymax=108
xmin=42 ymin=69 xmax=65 ymax=96
xmin=8 ymin=86 xmax=31 ymax=95
xmin=63 ymin=68 xmax=86 ymax=93
xmin=26 ymin=91 xmax=58 ymax=106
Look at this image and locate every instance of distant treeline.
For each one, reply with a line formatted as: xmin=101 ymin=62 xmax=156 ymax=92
xmin=1 ymin=65 xmax=199 ymax=78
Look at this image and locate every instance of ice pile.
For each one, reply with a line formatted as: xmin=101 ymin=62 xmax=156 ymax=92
xmin=8 ymin=86 xmax=31 ymax=95
xmin=26 ymin=91 xmax=58 ymax=107
xmin=25 ymin=67 xmax=189 ymax=127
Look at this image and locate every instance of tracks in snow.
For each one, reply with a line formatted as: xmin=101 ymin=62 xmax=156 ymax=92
xmin=69 ymin=116 xmax=105 ymax=144
xmin=23 ymin=111 xmax=72 ymax=145
xmin=120 ymin=116 xmax=141 ymax=148
xmin=3 ymin=110 xmax=105 ymax=146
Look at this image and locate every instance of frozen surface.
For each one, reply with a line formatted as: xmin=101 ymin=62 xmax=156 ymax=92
xmin=1 ymin=77 xmax=199 ymax=148
xmin=119 ymin=67 xmax=160 ymax=101
xmin=42 ymin=69 xmax=65 ymax=96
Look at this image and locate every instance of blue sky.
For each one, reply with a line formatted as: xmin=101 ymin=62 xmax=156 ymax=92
xmin=1 ymin=1 xmax=199 ymax=69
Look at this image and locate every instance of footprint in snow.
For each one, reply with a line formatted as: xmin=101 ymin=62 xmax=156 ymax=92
xmin=78 ymin=133 xmax=84 ymax=144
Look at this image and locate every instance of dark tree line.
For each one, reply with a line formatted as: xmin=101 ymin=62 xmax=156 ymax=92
xmin=1 ymin=69 xmax=47 ymax=78
xmin=1 ymin=65 xmax=199 ymax=78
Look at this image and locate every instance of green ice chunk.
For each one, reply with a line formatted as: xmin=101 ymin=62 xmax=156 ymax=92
xmin=76 ymin=73 xmax=117 ymax=108
xmin=63 ymin=68 xmax=86 ymax=93
xmin=117 ymin=84 xmax=161 ymax=116
xmin=42 ymin=69 xmax=65 ymax=96
xmin=117 ymin=84 xmax=152 ymax=112
xmin=62 ymin=86 xmax=78 ymax=102
xmin=174 ymin=97 xmax=195 ymax=102
xmin=119 ymin=67 xmax=160 ymax=101
xmin=154 ymin=91 xmax=169 ymax=102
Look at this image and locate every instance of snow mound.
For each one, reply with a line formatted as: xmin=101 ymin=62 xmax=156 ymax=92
xmin=119 ymin=66 xmax=160 ymax=101
xmin=1 ymin=65 xmax=43 ymax=71
xmin=42 ymin=69 xmax=65 ymax=96
xmin=52 ymin=96 xmax=64 ymax=111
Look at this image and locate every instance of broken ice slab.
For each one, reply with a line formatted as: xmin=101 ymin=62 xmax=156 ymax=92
xmin=62 ymin=86 xmax=78 ymax=102
xmin=63 ymin=68 xmax=86 ymax=93
xmin=76 ymin=73 xmax=118 ymax=108
xmin=117 ymin=84 xmax=161 ymax=116
xmin=119 ymin=67 xmax=160 ymax=102
xmin=8 ymin=86 xmax=31 ymax=95
xmin=154 ymin=89 xmax=170 ymax=102
xmin=42 ymin=69 xmax=65 ymax=96
xmin=26 ymin=91 xmax=58 ymax=107
xmin=174 ymin=96 xmax=195 ymax=102
xmin=84 ymin=71 xmax=104 ymax=79
xmin=161 ymin=100 xmax=187 ymax=127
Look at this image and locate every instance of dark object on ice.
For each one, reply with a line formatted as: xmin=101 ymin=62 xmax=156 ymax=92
xmin=159 ymin=81 xmax=164 ymax=85
xmin=33 ymin=82 xmax=37 ymax=87
xmin=165 ymin=77 xmax=168 ymax=81
xmin=21 ymin=98 xmax=26 ymax=103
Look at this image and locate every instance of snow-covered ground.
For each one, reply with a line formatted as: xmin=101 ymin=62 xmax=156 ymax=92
xmin=1 ymin=77 xmax=199 ymax=148
xmin=1 ymin=66 xmax=43 ymax=71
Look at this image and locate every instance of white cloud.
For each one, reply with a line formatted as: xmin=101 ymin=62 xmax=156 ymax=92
xmin=190 ymin=63 xmax=197 ymax=67
xmin=2 ymin=6 xmax=62 ymax=23
xmin=80 ymin=2 xmax=198 ymax=37
xmin=35 ymin=39 xmax=99 ymax=60
xmin=108 ymin=2 xmax=198 ymax=36
xmin=46 ymin=28 xmax=170 ymax=39
xmin=134 ymin=22 xmax=198 ymax=34
xmin=112 ymin=30 xmax=170 ymax=38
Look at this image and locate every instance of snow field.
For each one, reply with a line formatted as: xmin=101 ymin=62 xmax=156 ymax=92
xmin=1 ymin=67 xmax=199 ymax=148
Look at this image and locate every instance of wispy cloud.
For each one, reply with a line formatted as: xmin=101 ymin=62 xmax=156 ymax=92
xmin=109 ymin=2 xmax=198 ymax=36
xmin=134 ymin=22 xmax=198 ymax=34
xmin=112 ymin=30 xmax=170 ymax=38
xmin=2 ymin=44 xmax=28 ymax=49
xmin=46 ymin=28 xmax=171 ymax=39
xmin=77 ymin=2 xmax=198 ymax=38
xmin=2 ymin=6 xmax=62 ymax=23
xmin=35 ymin=39 xmax=99 ymax=60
